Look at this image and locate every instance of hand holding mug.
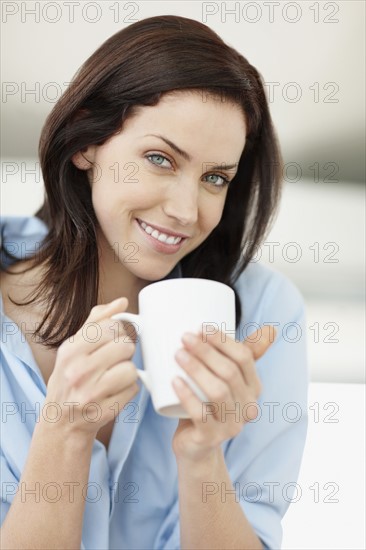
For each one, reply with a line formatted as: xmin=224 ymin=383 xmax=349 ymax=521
xmin=44 ymin=297 xmax=140 ymax=438
xmin=171 ymin=325 xmax=277 ymax=463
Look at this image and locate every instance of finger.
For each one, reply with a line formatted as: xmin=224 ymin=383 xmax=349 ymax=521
xmin=172 ymin=377 xmax=242 ymax=443
xmin=86 ymin=297 xmax=129 ymax=323
xmin=96 ymin=361 xmax=139 ymax=400
xmin=244 ymin=325 xmax=277 ymax=361
xmin=176 ymin=347 xmax=238 ymax=405
xmin=177 ymin=338 xmax=245 ymax=400
xmin=67 ymin=338 xmax=136 ymax=387
xmin=185 ymin=331 xmax=258 ymax=393
xmin=71 ymin=316 xmax=131 ymax=355
xmin=172 ymin=377 xmax=215 ymax=430
xmin=92 ymin=338 xmax=136 ymax=373
xmin=197 ymin=329 xmax=255 ymax=370
xmin=102 ymin=380 xmax=141 ymax=421
xmin=75 ymin=361 xmax=139 ymax=407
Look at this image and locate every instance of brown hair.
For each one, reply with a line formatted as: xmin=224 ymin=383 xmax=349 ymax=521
xmin=1 ymin=15 xmax=283 ymax=349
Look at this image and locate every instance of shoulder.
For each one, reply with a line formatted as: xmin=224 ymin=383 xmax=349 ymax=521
xmin=0 ymin=215 xmax=48 ymax=239
xmin=1 ymin=215 xmax=49 ymax=269
xmin=234 ymin=261 xmax=306 ymax=326
xmin=233 ymin=261 xmax=309 ymax=405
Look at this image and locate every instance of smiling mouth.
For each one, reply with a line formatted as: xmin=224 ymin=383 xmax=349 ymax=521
xmin=136 ymin=219 xmax=185 ymax=245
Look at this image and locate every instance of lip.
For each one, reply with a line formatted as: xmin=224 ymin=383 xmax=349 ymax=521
xmin=136 ymin=218 xmax=191 ymax=239
xmin=135 ymin=219 xmax=187 ymax=255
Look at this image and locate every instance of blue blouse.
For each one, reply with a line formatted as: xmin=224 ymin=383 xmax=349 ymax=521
xmin=0 ymin=216 xmax=309 ymax=549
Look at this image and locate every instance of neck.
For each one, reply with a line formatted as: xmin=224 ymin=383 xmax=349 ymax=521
xmin=96 ymin=234 xmax=149 ymax=314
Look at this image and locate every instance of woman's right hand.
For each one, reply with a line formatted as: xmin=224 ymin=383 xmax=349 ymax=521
xmin=42 ymin=297 xmax=140 ymax=438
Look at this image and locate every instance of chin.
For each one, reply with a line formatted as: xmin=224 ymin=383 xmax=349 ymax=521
xmin=129 ymin=263 xmax=177 ymax=283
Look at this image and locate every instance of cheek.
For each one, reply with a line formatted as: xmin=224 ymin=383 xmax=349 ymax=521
xmin=90 ymin=177 xmax=155 ymax=225
xmin=199 ymin=197 xmax=226 ymax=232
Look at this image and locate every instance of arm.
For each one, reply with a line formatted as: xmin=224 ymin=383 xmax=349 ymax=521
xmin=169 ymin=323 xmax=274 ymax=549
xmin=155 ymin=268 xmax=308 ymax=550
xmin=1 ymin=297 xmax=140 ymax=549
xmin=176 ymin=448 xmax=263 ymax=549
xmin=1 ymin=420 xmax=94 ymax=550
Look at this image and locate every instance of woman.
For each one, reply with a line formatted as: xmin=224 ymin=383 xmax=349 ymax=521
xmin=0 ymin=15 xmax=309 ymax=550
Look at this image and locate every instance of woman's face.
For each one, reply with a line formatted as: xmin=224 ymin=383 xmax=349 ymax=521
xmin=72 ymin=90 xmax=246 ymax=282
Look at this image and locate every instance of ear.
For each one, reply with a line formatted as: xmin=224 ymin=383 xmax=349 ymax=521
xmin=71 ymin=147 xmax=95 ymax=171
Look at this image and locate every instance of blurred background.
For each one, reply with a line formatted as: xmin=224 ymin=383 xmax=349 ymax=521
xmin=1 ymin=1 xmax=365 ymax=548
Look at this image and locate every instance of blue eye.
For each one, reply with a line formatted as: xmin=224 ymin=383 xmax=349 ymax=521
xmin=145 ymin=153 xmax=231 ymax=189
xmin=146 ymin=154 xmax=171 ymax=168
xmin=204 ymin=173 xmax=230 ymax=187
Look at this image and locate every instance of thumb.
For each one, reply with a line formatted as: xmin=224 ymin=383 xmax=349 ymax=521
xmin=243 ymin=325 xmax=277 ymax=361
xmin=88 ymin=296 xmax=129 ymax=323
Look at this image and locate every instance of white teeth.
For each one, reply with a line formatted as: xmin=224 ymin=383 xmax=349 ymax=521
xmin=138 ymin=220 xmax=182 ymax=245
xmin=158 ymin=233 xmax=168 ymax=242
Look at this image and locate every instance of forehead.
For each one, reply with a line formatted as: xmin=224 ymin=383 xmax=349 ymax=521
xmin=123 ymin=90 xmax=247 ymax=163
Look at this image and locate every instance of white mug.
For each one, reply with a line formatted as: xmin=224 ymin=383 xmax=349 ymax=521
xmin=111 ymin=278 xmax=236 ymax=418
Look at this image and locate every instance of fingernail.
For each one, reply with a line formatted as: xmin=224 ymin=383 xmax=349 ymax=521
xmin=173 ymin=377 xmax=185 ymax=389
xmin=182 ymin=332 xmax=197 ymax=344
xmin=176 ymin=348 xmax=190 ymax=363
xmin=111 ymin=297 xmax=126 ymax=304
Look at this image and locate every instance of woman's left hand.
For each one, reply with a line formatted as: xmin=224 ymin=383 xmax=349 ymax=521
xmin=171 ymin=325 xmax=277 ymax=462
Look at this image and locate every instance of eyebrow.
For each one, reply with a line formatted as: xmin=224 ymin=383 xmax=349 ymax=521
xmin=143 ymin=134 xmax=239 ymax=171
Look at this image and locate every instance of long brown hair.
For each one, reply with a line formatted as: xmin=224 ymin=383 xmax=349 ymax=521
xmin=1 ymin=15 xmax=283 ymax=349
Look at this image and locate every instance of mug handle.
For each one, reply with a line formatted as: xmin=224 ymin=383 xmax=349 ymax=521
xmin=110 ymin=312 xmax=152 ymax=393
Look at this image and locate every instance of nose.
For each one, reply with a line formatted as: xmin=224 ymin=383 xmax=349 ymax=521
xmin=162 ymin=178 xmax=199 ymax=227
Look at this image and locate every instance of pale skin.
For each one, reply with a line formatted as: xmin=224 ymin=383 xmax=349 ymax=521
xmin=1 ymin=90 xmax=275 ymax=548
